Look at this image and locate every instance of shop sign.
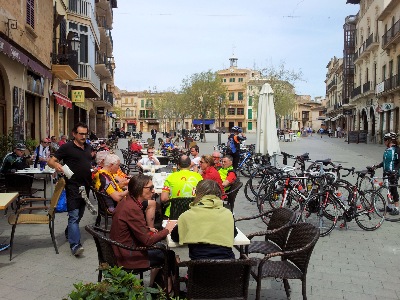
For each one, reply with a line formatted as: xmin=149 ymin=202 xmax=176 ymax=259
xmin=343 ymin=109 xmax=353 ymax=115
xmin=381 ymin=103 xmax=394 ymax=111
xmin=71 ymin=90 xmax=85 ymax=102
xmin=75 ymin=100 xmax=88 ymax=110
xmin=97 ymin=107 xmax=105 ymax=114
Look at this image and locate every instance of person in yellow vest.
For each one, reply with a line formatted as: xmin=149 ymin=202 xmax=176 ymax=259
xmin=218 ymin=155 xmax=237 ymax=192
xmin=160 ymin=155 xmax=202 ymax=218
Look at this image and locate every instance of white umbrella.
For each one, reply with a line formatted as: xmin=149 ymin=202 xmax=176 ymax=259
xmin=255 ymin=83 xmax=280 ymax=156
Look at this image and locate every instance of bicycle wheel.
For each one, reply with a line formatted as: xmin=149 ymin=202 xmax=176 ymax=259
xmin=359 ymin=175 xmax=374 ymax=192
xmin=355 ymin=190 xmax=386 ymax=230
xmin=375 ymin=186 xmax=400 ymax=222
xmin=244 ymin=178 xmax=260 ymax=202
xmin=300 ymin=193 xmax=338 ymax=237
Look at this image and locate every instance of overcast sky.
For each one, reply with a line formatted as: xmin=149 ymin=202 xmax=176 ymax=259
xmin=112 ymin=1 xmax=359 ymax=98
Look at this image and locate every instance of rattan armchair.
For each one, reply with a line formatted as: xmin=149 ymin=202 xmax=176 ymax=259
xmin=175 ymin=258 xmax=256 ymax=299
xmin=7 ymin=177 xmax=66 ymax=260
xmin=85 ymin=225 xmax=170 ymax=297
xmin=168 ymin=197 xmax=194 ymax=220
xmin=251 ymin=222 xmax=320 ymax=300
xmin=92 ymin=189 xmax=113 ymax=231
xmin=234 ymin=207 xmax=295 ymax=256
xmin=224 ymin=180 xmax=243 ymax=212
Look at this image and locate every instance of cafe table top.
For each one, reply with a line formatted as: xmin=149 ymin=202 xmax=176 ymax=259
xmin=0 ymin=192 xmax=19 ymax=210
xmin=149 ymin=172 xmax=171 ymax=193
xmin=162 ymin=220 xmax=250 ymax=248
xmin=16 ymin=168 xmax=56 ymax=174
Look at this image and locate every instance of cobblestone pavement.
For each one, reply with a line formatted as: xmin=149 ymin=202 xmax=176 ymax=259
xmin=0 ymin=132 xmax=399 ymax=300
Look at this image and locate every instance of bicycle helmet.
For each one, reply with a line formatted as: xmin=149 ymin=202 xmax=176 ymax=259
xmin=231 ymin=126 xmax=239 ymax=132
xmin=384 ymin=132 xmax=397 ymax=141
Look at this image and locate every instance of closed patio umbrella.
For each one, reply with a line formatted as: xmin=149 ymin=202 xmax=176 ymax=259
xmin=255 ymin=83 xmax=280 ymax=156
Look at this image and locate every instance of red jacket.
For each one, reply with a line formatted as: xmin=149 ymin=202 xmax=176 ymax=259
xmin=130 ymin=143 xmax=143 ymax=153
xmin=109 ymin=196 xmax=169 ymax=269
xmin=202 ymin=166 xmax=225 ymax=199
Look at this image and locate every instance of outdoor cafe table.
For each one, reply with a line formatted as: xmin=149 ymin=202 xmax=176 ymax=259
xmin=0 ymin=192 xmax=19 ymax=252
xmin=162 ymin=220 xmax=250 ymax=248
xmin=16 ymin=167 xmax=56 ymax=197
xmin=149 ymin=172 xmax=170 ymax=193
xmin=0 ymin=192 xmax=19 ymax=210
xmin=141 ymin=165 xmax=169 ymax=172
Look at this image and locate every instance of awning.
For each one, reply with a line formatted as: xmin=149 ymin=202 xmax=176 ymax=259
xmin=54 ymin=92 xmax=72 ymax=109
xmin=0 ymin=36 xmax=52 ymax=79
xmin=127 ymin=120 xmax=137 ymax=124
xmin=193 ymin=119 xmax=215 ymax=125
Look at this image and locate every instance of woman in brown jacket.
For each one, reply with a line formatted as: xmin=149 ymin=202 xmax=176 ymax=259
xmin=109 ymin=174 xmax=176 ymax=288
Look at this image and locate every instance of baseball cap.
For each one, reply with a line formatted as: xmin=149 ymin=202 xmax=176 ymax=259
xmin=15 ymin=143 xmax=26 ymax=151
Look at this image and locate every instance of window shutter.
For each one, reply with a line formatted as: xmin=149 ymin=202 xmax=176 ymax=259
xmin=26 ymin=0 xmax=35 ymax=29
xmin=80 ymin=35 xmax=88 ymax=63
xmin=59 ymin=19 xmax=66 ymax=45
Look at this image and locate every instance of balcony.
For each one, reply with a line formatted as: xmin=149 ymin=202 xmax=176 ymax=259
xmin=354 ymin=33 xmax=379 ymax=64
xmin=68 ymin=0 xmax=100 ymax=45
xmin=69 ymin=63 xmax=101 ymax=98
xmin=94 ymin=89 xmax=113 ymax=107
xmin=51 ymin=50 xmax=79 ymax=81
xmin=376 ymin=74 xmax=400 ymax=96
xmin=351 ymin=85 xmax=362 ymax=98
xmin=327 ymin=78 xmax=337 ymax=92
xmin=95 ymin=51 xmax=113 ymax=82
xmin=382 ymin=19 xmax=400 ymax=50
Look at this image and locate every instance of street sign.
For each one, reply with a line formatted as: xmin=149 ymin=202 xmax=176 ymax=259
xmin=381 ymin=103 xmax=394 ymax=111
xmin=343 ymin=109 xmax=352 ymax=115
xmin=97 ymin=107 xmax=104 ymax=114
xmin=71 ymin=90 xmax=85 ymax=103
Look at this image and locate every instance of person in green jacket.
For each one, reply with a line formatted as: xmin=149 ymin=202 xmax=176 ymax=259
xmin=171 ymin=179 xmax=237 ymax=260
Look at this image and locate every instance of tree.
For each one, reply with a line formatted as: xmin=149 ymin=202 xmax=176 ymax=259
xmin=180 ymin=70 xmax=227 ymax=142
xmin=252 ymin=62 xmax=304 ymax=121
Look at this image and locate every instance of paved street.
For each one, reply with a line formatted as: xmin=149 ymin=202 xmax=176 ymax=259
xmin=1 ymin=132 xmax=399 ymax=300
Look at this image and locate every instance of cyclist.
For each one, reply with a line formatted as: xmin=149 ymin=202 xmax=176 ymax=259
xmin=227 ymin=126 xmax=246 ymax=169
xmin=373 ymin=132 xmax=400 ymax=215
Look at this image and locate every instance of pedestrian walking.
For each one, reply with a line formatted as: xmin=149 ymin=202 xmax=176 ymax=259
xmin=48 ymin=122 xmax=93 ymax=256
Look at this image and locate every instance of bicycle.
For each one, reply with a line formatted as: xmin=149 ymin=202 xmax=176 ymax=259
xmin=374 ymin=171 xmax=400 ymax=222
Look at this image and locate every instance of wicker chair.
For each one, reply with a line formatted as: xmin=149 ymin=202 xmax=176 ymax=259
xmin=175 ymin=258 xmax=256 ymax=299
xmin=251 ymin=222 xmax=320 ymax=300
xmin=119 ymin=163 xmax=130 ymax=176
xmin=7 ymin=177 xmax=66 ymax=260
xmin=92 ymin=189 xmax=114 ymax=231
xmin=234 ymin=207 xmax=295 ymax=256
xmin=224 ymin=180 xmax=243 ymax=212
xmin=85 ymin=225 xmax=170 ymax=296
xmin=168 ymin=197 xmax=194 ymax=220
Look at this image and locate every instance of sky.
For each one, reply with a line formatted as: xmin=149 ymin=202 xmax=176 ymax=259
xmin=112 ymin=0 xmax=360 ymax=99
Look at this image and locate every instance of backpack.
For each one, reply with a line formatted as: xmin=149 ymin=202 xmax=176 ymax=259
xmin=227 ymin=137 xmax=237 ymax=154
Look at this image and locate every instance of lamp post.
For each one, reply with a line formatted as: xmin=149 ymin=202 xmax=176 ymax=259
xmin=218 ymin=96 xmax=222 ymax=145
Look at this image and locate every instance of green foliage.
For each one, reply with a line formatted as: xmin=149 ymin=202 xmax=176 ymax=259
xmin=65 ymin=266 xmax=169 ymax=300
xmin=0 ymin=128 xmax=38 ymax=161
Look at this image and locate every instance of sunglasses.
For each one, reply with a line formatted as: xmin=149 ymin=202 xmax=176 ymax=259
xmin=76 ymin=132 xmax=88 ymax=136
xmin=147 ymin=151 xmax=154 ymax=154
xmin=143 ymin=185 xmax=155 ymax=190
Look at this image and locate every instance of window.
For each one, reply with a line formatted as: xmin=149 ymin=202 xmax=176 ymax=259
xmin=238 ymin=92 xmax=243 ymax=100
xmin=248 ymin=122 xmax=252 ymax=130
xmin=140 ymin=110 xmax=146 ymax=118
xmin=141 ymin=99 xmax=144 ymax=108
xmin=238 ymin=78 xmax=243 ymax=82
xmin=223 ymin=78 xmax=226 ymax=82
xmin=125 ymin=108 xmax=133 ymax=117
xmin=26 ymin=0 xmax=35 ymax=29
xmin=238 ymin=122 xmax=242 ymax=128
xmin=382 ymin=64 xmax=386 ymax=81
xmin=237 ymin=108 xmax=244 ymax=115
xmin=248 ymin=108 xmax=252 ymax=119
xmin=248 ymin=96 xmax=253 ymax=106
xmin=229 ymin=78 xmax=235 ymax=82
xmin=228 ymin=108 xmax=235 ymax=115
xmin=229 ymin=92 xmax=234 ymax=101
xmin=80 ymin=34 xmax=88 ymax=63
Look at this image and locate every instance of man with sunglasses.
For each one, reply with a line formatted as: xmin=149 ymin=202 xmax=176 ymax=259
xmin=137 ymin=147 xmax=160 ymax=169
xmin=48 ymin=122 xmax=93 ymax=256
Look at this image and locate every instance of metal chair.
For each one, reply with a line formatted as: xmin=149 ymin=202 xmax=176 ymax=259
xmin=7 ymin=178 xmax=66 ymax=260
xmin=251 ymin=222 xmax=320 ymax=300
xmin=235 ymin=207 xmax=295 ymax=257
xmin=224 ymin=180 xmax=243 ymax=212
xmin=92 ymin=189 xmax=114 ymax=231
xmin=85 ymin=225 xmax=170 ymax=297
xmin=175 ymin=258 xmax=256 ymax=299
xmin=168 ymin=197 xmax=194 ymax=220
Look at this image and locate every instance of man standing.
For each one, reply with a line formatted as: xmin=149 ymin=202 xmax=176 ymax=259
xmin=48 ymin=122 xmax=92 ymax=256
xmin=161 ymin=155 xmax=202 ymax=217
xmin=227 ymin=126 xmax=246 ymax=169
xmin=0 ymin=143 xmax=29 ymax=174
xmin=151 ymin=126 xmax=157 ymax=141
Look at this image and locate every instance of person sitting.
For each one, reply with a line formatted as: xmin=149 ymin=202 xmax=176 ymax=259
xmin=50 ymin=136 xmax=60 ymax=154
xmin=93 ymin=150 xmax=129 ymax=190
xmin=58 ymin=135 xmax=68 ymax=147
xmin=170 ymin=179 xmax=237 ymax=260
xmin=110 ymin=174 xmax=177 ymax=289
xmin=97 ymin=140 xmax=109 ymax=152
xmin=0 ymin=143 xmax=30 ymax=174
xmin=199 ymin=155 xmax=225 ymax=197
xmin=130 ymin=139 xmax=143 ymax=154
xmin=160 ymin=155 xmax=203 ymax=218
xmin=218 ymin=155 xmax=237 ymax=192
xmin=137 ymin=147 xmax=160 ymax=169
xmin=189 ymin=145 xmax=200 ymax=172
xmin=161 ymin=138 xmax=174 ymax=156
xmin=92 ymin=154 xmax=129 ymax=213
xmin=212 ymin=150 xmax=222 ymax=170
xmin=33 ymin=138 xmax=51 ymax=169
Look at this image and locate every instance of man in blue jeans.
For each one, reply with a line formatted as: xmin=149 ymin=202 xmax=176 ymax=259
xmin=48 ymin=122 xmax=92 ymax=256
